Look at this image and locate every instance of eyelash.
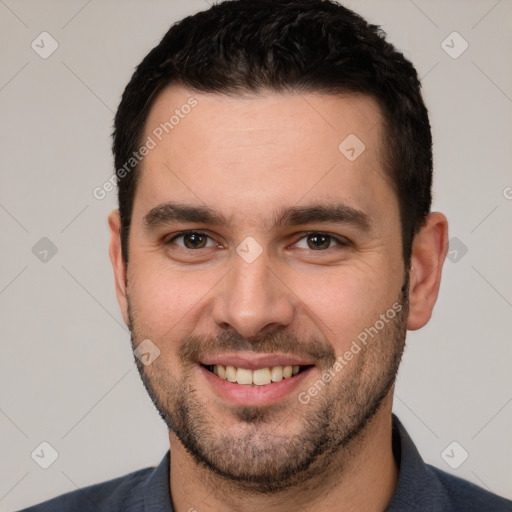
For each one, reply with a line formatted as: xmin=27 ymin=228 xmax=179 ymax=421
xmin=165 ymin=230 xmax=350 ymax=251
xmin=165 ymin=230 xmax=218 ymax=249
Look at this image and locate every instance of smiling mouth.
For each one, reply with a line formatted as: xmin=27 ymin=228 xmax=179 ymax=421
xmin=202 ymin=364 xmax=313 ymax=386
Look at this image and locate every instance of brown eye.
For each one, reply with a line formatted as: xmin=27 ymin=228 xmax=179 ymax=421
xmin=169 ymin=232 xmax=214 ymax=249
xmin=183 ymin=233 xmax=207 ymax=248
xmin=306 ymin=234 xmax=334 ymax=250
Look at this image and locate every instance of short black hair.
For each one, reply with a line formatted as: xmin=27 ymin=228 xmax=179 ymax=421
xmin=113 ymin=0 xmax=432 ymax=265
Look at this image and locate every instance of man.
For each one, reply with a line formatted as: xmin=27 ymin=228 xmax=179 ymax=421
xmin=21 ymin=0 xmax=512 ymax=510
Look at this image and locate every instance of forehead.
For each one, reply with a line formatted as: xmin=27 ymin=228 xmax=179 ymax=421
xmin=143 ymin=85 xmax=384 ymax=152
xmin=135 ymin=85 xmax=395 ymax=230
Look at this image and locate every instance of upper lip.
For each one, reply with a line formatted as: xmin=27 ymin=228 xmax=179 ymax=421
xmin=200 ymin=352 xmax=314 ymax=370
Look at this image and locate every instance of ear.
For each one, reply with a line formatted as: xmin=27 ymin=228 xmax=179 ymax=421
xmin=108 ymin=210 xmax=130 ymax=326
xmin=407 ymin=212 xmax=449 ymax=331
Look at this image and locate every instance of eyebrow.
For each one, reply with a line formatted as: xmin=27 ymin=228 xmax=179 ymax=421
xmin=272 ymin=204 xmax=371 ymax=231
xmin=142 ymin=202 xmax=372 ymax=232
xmin=143 ymin=203 xmax=227 ymax=229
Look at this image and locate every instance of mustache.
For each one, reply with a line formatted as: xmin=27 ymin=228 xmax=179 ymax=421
xmin=179 ymin=330 xmax=336 ymax=369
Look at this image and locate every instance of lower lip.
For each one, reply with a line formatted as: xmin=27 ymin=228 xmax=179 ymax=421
xmin=200 ymin=365 xmax=314 ymax=407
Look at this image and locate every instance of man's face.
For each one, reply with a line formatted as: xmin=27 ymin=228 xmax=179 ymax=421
xmin=120 ymin=87 xmax=407 ymax=490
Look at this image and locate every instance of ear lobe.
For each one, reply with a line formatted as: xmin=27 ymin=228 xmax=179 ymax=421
xmin=108 ymin=209 xmax=130 ymax=326
xmin=407 ymin=212 xmax=449 ymax=331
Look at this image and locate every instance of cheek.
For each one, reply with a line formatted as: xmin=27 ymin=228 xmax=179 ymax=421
xmin=127 ymin=259 xmax=214 ymax=338
xmin=289 ymin=263 xmax=401 ymax=352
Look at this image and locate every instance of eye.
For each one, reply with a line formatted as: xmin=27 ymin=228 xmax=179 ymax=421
xmin=167 ymin=231 xmax=216 ymax=249
xmin=295 ymin=232 xmax=345 ymax=251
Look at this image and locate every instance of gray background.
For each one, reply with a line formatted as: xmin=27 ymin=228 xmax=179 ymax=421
xmin=0 ymin=0 xmax=511 ymax=510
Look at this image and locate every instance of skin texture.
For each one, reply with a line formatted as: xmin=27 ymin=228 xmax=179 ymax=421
xmin=108 ymin=86 xmax=449 ymax=511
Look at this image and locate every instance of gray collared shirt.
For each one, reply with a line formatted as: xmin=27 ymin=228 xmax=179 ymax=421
xmin=20 ymin=415 xmax=512 ymax=511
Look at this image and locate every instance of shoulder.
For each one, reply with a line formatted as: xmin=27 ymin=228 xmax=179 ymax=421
xmin=425 ymin=464 xmax=512 ymax=512
xmin=389 ymin=415 xmax=512 ymax=511
xmin=18 ymin=466 xmax=154 ymax=512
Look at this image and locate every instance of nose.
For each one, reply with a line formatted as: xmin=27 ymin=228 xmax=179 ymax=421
xmin=211 ymin=252 xmax=295 ymax=339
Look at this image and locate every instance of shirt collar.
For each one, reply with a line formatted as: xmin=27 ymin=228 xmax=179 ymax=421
xmin=144 ymin=449 xmax=173 ymax=512
xmin=386 ymin=414 xmax=436 ymax=511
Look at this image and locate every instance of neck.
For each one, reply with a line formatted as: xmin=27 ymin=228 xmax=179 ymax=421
xmin=169 ymin=395 xmax=398 ymax=512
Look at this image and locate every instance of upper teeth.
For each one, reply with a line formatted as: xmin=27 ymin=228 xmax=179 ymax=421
xmin=213 ymin=365 xmax=300 ymax=386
